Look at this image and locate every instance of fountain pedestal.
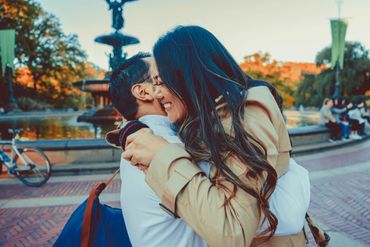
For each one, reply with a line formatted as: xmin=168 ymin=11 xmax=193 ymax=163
xmin=73 ymin=79 xmax=122 ymax=124
xmin=72 ymin=0 xmax=139 ymax=125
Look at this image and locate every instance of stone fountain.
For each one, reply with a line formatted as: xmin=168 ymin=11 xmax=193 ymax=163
xmin=73 ymin=0 xmax=139 ymax=124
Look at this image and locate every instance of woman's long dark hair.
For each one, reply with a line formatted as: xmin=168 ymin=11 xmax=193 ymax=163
xmin=153 ymin=25 xmax=279 ymax=239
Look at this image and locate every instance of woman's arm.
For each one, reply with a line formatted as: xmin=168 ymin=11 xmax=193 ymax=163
xmin=124 ymin=87 xmax=284 ymax=246
xmin=144 ymin=143 xmax=260 ymax=247
xmin=124 ymin=136 xmax=259 ymax=246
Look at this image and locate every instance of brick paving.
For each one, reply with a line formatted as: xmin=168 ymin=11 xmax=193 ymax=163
xmin=0 ymin=140 xmax=369 ymax=246
xmin=307 ymin=171 xmax=370 ymax=246
xmin=0 ymin=205 xmax=77 ymax=246
xmin=295 ymin=139 xmax=370 ymax=247
xmin=0 ymin=179 xmax=121 ymax=199
xmin=298 ymin=148 xmax=370 ymax=172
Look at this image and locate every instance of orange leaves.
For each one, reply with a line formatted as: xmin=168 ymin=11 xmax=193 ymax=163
xmin=240 ymin=52 xmax=324 ymax=107
xmin=14 ymin=62 xmax=106 ymax=101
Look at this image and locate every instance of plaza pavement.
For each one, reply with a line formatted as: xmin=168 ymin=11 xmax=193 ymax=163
xmin=0 ymin=139 xmax=370 ymax=246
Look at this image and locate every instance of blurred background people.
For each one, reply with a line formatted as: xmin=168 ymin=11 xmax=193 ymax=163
xmin=319 ymin=98 xmax=342 ymax=142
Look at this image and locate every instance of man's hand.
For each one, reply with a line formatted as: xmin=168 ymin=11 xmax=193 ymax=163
xmin=123 ymin=128 xmax=169 ymax=167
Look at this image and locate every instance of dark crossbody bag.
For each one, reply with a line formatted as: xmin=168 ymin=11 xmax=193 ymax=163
xmin=54 ymin=121 xmax=151 ymax=247
xmin=54 ymin=168 xmax=132 ymax=247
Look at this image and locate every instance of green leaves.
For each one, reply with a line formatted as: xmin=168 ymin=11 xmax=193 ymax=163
xmin=296 ymin=42 xmax=370 ymax=107
xmin=0 ymin=0 xmax=96 ymax=109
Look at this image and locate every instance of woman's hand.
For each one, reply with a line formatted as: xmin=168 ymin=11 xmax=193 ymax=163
xmin=123 ymin=128 xmax=169 ymax=168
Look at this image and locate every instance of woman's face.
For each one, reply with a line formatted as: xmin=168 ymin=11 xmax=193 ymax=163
xmin=152 ymin=76 xmax=187 ymax=124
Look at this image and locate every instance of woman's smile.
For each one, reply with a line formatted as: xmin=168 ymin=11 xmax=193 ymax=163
xmin=162 ymin=102 xmax=172 ymax=111
xmin=153 ymin=78 xmax=187 ymax=124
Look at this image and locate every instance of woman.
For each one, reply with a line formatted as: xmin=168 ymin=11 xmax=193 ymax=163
xmin=319 ymin=98 xmax=343 ymax=141
xmin=123 ymin=26 xmax=306 ymax=246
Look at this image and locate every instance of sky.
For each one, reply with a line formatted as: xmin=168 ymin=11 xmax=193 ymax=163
xmin=37 ymin=0 xmax=370 ymax=71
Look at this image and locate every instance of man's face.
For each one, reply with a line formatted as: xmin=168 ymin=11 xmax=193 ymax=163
xmin=141 ymin=57 xmax=166 ymax=116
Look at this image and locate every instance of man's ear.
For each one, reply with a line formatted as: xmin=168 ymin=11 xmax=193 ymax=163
xmin=131 ymin=84 xmax=154 ymax=101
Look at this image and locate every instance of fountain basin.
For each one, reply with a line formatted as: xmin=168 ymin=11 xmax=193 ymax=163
xmin=73 ymin=79 xmax=122 ymax=124
xmin=73 ymin=79 xmax=109 ymax=92
xmin=95 ymin=32 xmax=139 ymax=47
xmin=77 ymin=106 xmax=122 ymax=125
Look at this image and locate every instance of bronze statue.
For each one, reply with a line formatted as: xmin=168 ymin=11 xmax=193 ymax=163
xmin=97 ymin=0 xmax=139 ymax=71
xmin=105 ymin=0 xmax=135 ymax=31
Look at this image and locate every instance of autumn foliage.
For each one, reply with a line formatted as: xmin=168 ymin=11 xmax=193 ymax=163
xmin=240 ymin=52 xmax=324 ymax=107
xmin=13 ymin=62 xmax=105 ymax=108
xmin=1 ymin=0 xmax=107 ymax=110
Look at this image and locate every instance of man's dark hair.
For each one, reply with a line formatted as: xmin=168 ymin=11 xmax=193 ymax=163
xmin=109 ymin=52 xmax=151 ymax=120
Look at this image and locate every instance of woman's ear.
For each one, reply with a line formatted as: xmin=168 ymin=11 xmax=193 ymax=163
xmin=131 ymin=84 xmax=154 ymax=101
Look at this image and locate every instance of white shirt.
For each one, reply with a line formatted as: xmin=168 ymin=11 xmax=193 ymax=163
xmin=259 ymin=158 xmax=310 ymax=236
xmin=120 ymin=115 xmax=310 ymax=246
xmin=120 ymin=115 xmax=207 ymax=247
xmin=348 ymin=108 xmax=366 ymax=124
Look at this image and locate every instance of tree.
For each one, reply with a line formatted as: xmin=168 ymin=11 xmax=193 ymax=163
xmin=241 ymin=52 xmax=292 ymax=106
xmin=295 ymin=42 xmax=370 ymax=107
xmin=1 ymin=0 xmax=87 ymax=89
xmin=0 ymin=0 xmax=94 ymax=109
xmin=295 ymin=73 xmax=321 ymax=107
xmin=240 ymin=52 xmax=323 ymax=107
xmin=14 ymin=62 xmax=104 ymax=109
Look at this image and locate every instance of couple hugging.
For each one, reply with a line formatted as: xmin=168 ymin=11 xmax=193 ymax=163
xmin=107 ymin=25 xmax=311 ymax=247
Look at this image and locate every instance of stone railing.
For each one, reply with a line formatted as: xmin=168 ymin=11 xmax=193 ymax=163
xmin=0 ymin=125 xmax=330 ymax=164
xmin=288 ymin=125 xmax=330 ymax=146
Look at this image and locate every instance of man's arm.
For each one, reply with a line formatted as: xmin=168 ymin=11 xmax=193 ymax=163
xmin=120 ymin=157 xmax=173 ymax=246
xmin=259 ymin=158 xmax=310 ymax=236
xmin=120 ymin=124 xmax=207 ymax=247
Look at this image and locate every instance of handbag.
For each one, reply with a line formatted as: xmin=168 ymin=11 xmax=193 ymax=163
xmin=304 ymin=213 xmax=330 ymax=247
xmin=54 ymin=168 xmax=132 ymax=247
xmin=55 ymin=120 xmax=148 ymax=247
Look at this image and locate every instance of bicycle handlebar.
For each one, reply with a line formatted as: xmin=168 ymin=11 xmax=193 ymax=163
xmin=8 ymin=128 xmax=23 ymax=135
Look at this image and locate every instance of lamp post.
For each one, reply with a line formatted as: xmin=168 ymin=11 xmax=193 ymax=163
xmin=332 ymin=61 xmax=341 ymax=99
xmin=0 ymin=29 xmax=17 ymax=111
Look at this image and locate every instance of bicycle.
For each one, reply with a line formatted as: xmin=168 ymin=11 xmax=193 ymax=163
xmin=0 ymin=128 xmax=52 ymax=187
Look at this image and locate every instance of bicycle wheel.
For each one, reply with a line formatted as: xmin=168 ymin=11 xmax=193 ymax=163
xmin=14 ymin=148 xmax=52 ymax=187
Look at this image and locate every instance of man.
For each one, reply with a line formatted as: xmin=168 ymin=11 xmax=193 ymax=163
xmin=109 ymin=53 xmax=208 ymax=247
xmin=108 ymin=53 xmax=310 ymax=246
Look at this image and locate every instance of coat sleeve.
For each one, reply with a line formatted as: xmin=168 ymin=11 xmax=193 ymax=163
xmin=145 ymin=144 xmax=260 ymax=247
xmin=144 ymin=87 xmax=286 ymax=247
xmin=241 ymin=86 xmax=291 ymax=176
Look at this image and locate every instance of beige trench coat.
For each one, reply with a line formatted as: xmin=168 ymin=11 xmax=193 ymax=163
xmin=144 ymin=86 xmax=306 ymax=247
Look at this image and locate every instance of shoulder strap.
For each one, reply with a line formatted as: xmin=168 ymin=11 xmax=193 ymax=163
xmin=305 ymin=213 xmax=330 ymax=247
xmin=81 ymin=168 xmax=120 ymax=247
